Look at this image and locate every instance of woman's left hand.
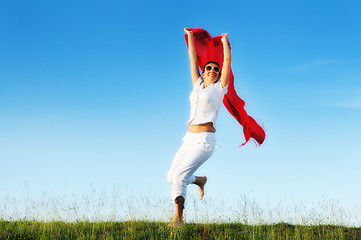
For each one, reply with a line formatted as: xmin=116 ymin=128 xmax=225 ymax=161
xmin=221 ymin=33 xmax=229 ymax=43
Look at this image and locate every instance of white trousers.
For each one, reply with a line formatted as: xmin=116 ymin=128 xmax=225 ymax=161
xmin=167 ymin=131 xmax=215 ymax=201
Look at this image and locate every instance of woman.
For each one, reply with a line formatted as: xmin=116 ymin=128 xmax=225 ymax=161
xmin=167 ymin=28 xmax=231 ymax=226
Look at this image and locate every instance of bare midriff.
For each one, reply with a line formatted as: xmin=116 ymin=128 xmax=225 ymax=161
xmin=188 ymin=122 xmax=216 ymax=133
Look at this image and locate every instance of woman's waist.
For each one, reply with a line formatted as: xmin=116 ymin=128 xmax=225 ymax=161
xmin=188 ymin=122 xmax=216 ymax=133
xmin=183 ymin=129 xmax=216 ymax=147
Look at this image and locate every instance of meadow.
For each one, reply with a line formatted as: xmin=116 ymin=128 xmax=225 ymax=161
xmin=2 ymin=220 xmax=361 ymax=239
xmin=1 ymin=189 xmax=361 ymax=239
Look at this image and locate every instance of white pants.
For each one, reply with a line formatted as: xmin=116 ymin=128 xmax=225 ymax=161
xmin=167 ymin=131 xmax=215 ymax=201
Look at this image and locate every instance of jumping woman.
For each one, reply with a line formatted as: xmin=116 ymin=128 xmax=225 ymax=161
xmin=167 ymin=28 xmax=231 ymax=226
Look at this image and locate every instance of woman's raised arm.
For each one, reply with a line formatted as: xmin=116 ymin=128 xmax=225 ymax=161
xmin=184 ymin=28 xmax=200 ymax=86
xmin=220 ymin=33 xmax=231 ymax=88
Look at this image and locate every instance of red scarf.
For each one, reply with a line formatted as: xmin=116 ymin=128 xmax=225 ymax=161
xmin=185 ymin=28 xmax=265 ymax=147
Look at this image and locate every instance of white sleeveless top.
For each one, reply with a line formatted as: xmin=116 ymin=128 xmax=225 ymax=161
xmin=186 ymin=76 xmax=228 ymax=126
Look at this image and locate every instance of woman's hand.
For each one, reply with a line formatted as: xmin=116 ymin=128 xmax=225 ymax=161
xmin=184 ymin=27 xmax=200 ymax=85
xmin=184 ymin=28 xmax=193 ymax=36
xmin=220 ymin=33 xmax=231 ymax=88
xmin=221 ymin=33 xmax=229 ymax=43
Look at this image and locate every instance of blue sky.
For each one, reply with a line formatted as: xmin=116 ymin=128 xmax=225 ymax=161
xmin=1 ymin=0 xmax=361 ymax=221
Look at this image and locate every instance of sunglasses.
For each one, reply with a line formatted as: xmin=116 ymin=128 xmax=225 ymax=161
xmin=205 ymin=65 xmax=220 ymax=72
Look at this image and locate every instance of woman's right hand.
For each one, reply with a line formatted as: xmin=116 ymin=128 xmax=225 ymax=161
xmin=184 ymin=28 xmax=193 ymax=36
xmin=184 ymin=27 xmax=199 ymax=85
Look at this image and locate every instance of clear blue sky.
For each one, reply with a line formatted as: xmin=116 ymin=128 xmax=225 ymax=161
xmin=1 ymin=0 xmax=361 ymax=221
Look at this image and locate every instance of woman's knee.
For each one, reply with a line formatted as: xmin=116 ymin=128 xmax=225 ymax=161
xmin=168 ymin=170 xmax=187 ymax=186
xmin=173 ymin=172 xmax=187 ymax=186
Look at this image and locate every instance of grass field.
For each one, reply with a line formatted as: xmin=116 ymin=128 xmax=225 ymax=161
xmin=1 ymin=190 xmax=361 ymax=239
xmin=1 ymin=220 xmax=361 ymax=239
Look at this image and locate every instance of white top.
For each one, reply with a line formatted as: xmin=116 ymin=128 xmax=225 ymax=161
xmin=186 ymin=76 xmax=228 ymax=126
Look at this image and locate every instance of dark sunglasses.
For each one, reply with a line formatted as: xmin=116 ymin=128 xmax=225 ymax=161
xmin=205 ymin=66 xmax=220 ymax=72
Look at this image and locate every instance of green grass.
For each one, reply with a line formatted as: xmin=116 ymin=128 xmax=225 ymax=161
xmin=1 ymin=220 xmax=361 ymax=240
xmin=2 ymin=190 xmax=361 ymax=239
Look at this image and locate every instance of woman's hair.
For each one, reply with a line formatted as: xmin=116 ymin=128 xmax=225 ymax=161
xmin=202 ymin=61 xmax=221 ymax=81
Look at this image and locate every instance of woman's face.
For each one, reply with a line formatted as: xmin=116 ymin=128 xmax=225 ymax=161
xmin=202 ymin=63 xmax=220 ymax=83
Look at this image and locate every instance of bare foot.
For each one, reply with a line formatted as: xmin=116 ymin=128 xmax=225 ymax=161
xmin=168 ymin=217 xmax=184 ymax=227
xmin=195 ymin=176 xmax=207 ymax=200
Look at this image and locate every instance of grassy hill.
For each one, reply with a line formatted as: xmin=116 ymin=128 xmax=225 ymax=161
xmin=1 ymin=220 xmax=361 ymax=239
